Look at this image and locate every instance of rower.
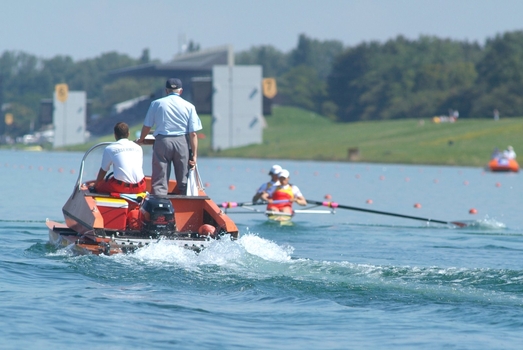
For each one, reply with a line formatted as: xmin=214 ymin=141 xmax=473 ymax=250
xmin=252 ymin=164 xmax=282 ymax=203
xmin=260 ymin=169 xmax=307 ymax=214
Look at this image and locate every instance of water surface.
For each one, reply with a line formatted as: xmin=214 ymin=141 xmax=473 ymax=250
xmin=1 ymin=149 xmax=522 ymax=349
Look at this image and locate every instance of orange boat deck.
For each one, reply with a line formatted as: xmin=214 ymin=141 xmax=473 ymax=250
xmin=62 ymin=176 xmax=238 ymax=238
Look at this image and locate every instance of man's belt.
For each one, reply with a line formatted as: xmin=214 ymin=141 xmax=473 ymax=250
xmin=115 ymin=178 xmax=145 ymax=188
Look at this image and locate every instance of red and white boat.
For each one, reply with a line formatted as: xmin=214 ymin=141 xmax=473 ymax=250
xmin=47 ymin=141 xmax=239 ymax=255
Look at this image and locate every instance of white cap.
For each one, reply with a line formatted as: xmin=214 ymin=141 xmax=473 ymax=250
xmin=269 ymin=164 xmax=282 ymax=175
xmin=278 ymin=169 xmax=290 ymax=178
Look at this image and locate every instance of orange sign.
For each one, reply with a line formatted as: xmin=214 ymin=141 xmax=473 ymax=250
xmin=4 ymin=113 xmax=13 ymax=125
xmin=262 ymin=78 xmax=277 ymax=99
xmin=55 ymin=83 xmax=69 ymax=103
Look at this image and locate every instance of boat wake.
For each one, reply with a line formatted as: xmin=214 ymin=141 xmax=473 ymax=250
xmin=463 ymin=216 xmax=506 ymax=229
xmin=45 ymin=230 xmax=523 ymax=315
xmin=104 ymin=233 xmax=294 ymax=269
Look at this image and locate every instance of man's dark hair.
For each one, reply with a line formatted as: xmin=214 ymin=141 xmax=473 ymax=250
xmin=114 ymin=122 xmax=130 ymax=139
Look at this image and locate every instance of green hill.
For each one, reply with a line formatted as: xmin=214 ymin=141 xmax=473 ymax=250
xmin=61 ymin=106 xmax=522 ymax=167
xmin=199 ymin=106 xmax=522 ymax=167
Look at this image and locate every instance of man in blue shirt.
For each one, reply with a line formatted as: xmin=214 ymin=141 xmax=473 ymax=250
xmin=137 ymin=78 xmax=202 ymax=195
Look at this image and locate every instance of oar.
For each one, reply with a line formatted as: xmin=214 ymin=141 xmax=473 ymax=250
xmin=220 ymin=200 xmax=289 ymax=208
xmin=307 ymin=200 xmax=468 ymax=227
xmin=221 ymin=201 xmax=267 ymax=208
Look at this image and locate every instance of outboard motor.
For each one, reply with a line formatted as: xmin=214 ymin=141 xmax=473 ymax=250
xmin=139 ymin=195 xmax=176 ymax=236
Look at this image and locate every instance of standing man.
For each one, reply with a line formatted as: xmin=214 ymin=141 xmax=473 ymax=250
xmin=91 ymin=122 xmax=146 ymax=194
xmin=137 ymin=78 xmax=202 ymax=195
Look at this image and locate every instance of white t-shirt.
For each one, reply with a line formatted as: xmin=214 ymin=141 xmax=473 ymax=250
xmin=101 ymin=139 xmax=144 ymax=183
xmin=504 ymin=150 xmax=516 ymax=159
xmin=256 ymin=180 xmax=280 ymax=194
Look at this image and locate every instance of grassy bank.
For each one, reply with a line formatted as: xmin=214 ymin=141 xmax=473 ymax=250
xmin=16 ymin=106 xmax=522 ymax=167
xmin=198 ymin=106 xmax=522 ymax=167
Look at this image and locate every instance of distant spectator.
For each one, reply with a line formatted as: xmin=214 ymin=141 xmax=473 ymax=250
xmin=503 ymin=146 xmax=516 ymax=160
xmin=491 ymin=147 xmax=501 ymax=159
xmin=493 ymin=109 xmax=499 ymax=121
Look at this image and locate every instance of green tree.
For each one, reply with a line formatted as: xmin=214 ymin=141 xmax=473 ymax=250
xmin=291 ymin=34 xmax=344 ymax=80
xmin=236 ymin=45 xmax=289 ymax=77
xmin=278 ymin=65 xmax=326 ymax=111
xmin=328 ymin=36 xmax=482 ymax=122
xmin=471 ymin=30 xmax=523 ymax=117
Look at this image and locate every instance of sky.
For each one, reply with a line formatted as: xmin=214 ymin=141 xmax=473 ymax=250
xmin=2 ymin=0 xmax=523 ymax=62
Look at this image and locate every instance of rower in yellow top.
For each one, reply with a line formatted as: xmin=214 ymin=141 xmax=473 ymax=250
xmin=260 ymin=169 xmax=307 ymax=214
xmin=252 ymin=164 xmax=282 ymax=203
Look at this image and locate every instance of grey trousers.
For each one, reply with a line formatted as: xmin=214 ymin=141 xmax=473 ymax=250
xmin=151 ymin=134 xmax=190 ymax=195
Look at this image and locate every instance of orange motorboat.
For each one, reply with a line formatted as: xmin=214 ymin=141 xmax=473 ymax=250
xmin=47 ymin=141 xmax=239 ymax=255
xmin=488 ymin=157 xmax=519 ymax=172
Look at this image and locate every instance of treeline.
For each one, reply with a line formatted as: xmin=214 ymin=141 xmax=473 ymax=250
xmin=0 ymin=49 xmax=162 ymax=136
xmin=2 ymin=30 xmax=523 ymax=137
xmin=239 ymin=31 xmax=523 ymax=122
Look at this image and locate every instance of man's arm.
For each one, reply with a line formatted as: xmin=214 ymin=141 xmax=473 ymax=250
xmin=252 ymin=192 xmax=263 ymax=203
xmin=295 ymin=196 xmax=307 ymax=206
xmin=93 ymin=168 xmax=107 ymax=188
xmin=188 ymin=131 xmax=198 ymax=168
xmin=136 ymin=125 xmax=151 ymax=144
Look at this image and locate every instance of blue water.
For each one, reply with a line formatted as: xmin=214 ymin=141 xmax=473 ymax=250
xmin=1 ymin=149 xmax=523 ymax=349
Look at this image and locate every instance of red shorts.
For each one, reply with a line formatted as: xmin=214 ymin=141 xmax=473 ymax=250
xmin=95 ymin=177 xmax=146 ymax=194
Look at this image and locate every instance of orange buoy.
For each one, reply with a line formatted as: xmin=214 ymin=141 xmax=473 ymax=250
xmin=495 ymin=182 xmax=501 ymax=187
xmin=324 ymin=194 xmax=332 ymax=200
xmin=405 ymin=177 xmax=410 ymax=182
xmin=198 ymin=224 xmax=216 ymax=236
xmin=469 ymin=208 xmax=478 ymax=214
xmin=414 ymin=203 xmax=422 ymax=208
xmin=463 ymin=180 xmax=469 ymax=185
xmin=379 ymin=175 xmax=385 ymax=180
xmin=229 ymin=185 xmax=235 ymax=190
xmin=204 ymin=182 xmax=210 ymax=188
xmin=366 ymin=199 xmax=373 ymax=204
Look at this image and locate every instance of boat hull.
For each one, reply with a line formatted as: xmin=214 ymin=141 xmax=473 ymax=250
xmin=47 ymin=219 xmax=219 ymax=255
xmin=48 ymin=142 xmax=239 ymax=256
xmin=266 ymin=211 xmax=294 ymax=226
xmin=488 ymin=158 xmax=519 ymax=172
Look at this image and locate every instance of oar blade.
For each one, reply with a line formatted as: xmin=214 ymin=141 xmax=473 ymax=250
xmin=450 ymin=221 xmax=471 ymax=228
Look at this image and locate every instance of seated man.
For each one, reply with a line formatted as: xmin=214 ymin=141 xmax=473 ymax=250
xmin=503 ymin=146 xmax=516 ymax=160
xmin=252 ymin=164 xmax=282 ymax=203
xmin=91 ymin=122 xmax=146 ymax=194
xmin=260 ymin=169 xmax=307 ymax=214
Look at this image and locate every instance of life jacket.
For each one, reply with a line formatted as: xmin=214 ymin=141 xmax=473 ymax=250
xmin=267 ymin=185 xmax=294 ymax=210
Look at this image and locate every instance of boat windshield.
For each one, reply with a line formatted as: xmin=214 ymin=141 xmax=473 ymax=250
xmin=74 ymin=142 xmax=153 ymax=190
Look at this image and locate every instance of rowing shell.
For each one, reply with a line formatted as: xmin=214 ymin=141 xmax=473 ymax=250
xmin=265 ymin=209 xmax=335 ymax=225
xmin=221 ymin=201 xmax=336 ymax=224
xmin=265 ymin=211 xmax=294 ymax=225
